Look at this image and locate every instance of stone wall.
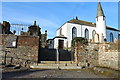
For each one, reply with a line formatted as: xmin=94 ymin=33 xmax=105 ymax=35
xmin=74 ymin=42 xmax=99 ymax=66
xmin=98 ymin=44 xmax=120 ymax=70
xmin=0 ymin=34 xmax=39 ymax=66
xmin=99 ymin=51 xmax=119 ymax=70
xmin=74 ymin=40 xmax=120 ymax=70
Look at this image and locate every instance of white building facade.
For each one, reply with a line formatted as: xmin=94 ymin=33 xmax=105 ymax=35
xmin=48 ymin=2 xmax=120 ymax=49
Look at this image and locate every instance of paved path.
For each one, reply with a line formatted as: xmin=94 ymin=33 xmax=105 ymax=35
xmin=2 ymin=69 xmax=111 ymax=78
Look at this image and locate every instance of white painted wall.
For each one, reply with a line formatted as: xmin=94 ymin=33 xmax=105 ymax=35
xmin=56 ymin=23 xmax=68 ymax=36
xmin=81 ymin=25 xmax=97 ymax=39
xmin=66 ymin=23 xmax=81 ymax=47
xmin=54 ymin=38 xmax=67 ymax=49
xmin=55 ymin=22 xmax=119 ymax=49
xmin=96 ymin=16 xmax=106 ymax=42
xmin=56 ymin=23 xmax=98 ymax=48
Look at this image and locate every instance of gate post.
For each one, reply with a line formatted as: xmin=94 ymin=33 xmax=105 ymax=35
xmin=74 ymin=42 xmax=78 ymax=62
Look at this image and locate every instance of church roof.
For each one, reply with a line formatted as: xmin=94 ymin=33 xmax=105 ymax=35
xmin=67 ymin=19 xmax=96 ymax=27
xmin=57 ymin=19 xmax=119 ymax=32
xmin=106 ymin=26 xmax=119 ymax=31
xmin=96 ymin=2 xmax=105 ymax=17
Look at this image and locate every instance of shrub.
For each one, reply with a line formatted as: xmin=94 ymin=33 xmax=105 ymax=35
xmin=71 ymin=37 xmax=88 ymax=47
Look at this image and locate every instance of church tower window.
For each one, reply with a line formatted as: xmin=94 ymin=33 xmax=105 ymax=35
xmin=110 ymin=33 xmax=114 ymax=42
xmin=72 ymin=27 xmax=77 ymax=39
xmin=60 ymin=28 xmax=62 ymax=35
xmin=85 ymin=28 xmax=89 ymax=39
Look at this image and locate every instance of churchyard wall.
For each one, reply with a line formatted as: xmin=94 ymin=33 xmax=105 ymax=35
xmin=98 ymin=42 xmax=120 ymax=70
xmin=0 ymin=34 xmax=39 ymax=66
xmin=74 ymin=40 xmax=120 ymax=70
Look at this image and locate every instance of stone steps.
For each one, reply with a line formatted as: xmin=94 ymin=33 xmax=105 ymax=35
xmin=38 ymin=64 xmax=65 ymax=66
xmin=30 ymin=64 xmax=82 ymax=69
xmin=37 ymin=63 xmax=81 ymax=66
xmin=30 ymin=61 xmax=88 ymax=69
xmin=30 ymin=61 xmax=83 ymax=69
xmin=40 ymin=61 xmax=76 ymax=64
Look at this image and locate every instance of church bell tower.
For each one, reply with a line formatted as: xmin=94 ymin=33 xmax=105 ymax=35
xmin=96 ymin=2 xmax=106 ymax=42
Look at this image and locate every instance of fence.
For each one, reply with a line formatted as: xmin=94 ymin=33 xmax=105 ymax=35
xmin=10 ymin=24 xmax=31 ymax=35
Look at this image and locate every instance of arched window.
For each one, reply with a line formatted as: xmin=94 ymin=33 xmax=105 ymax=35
xmin=72 ymin=27 xmax=77 ymax=39
xmin=118 ymin=34 xmax=120 ymax=40
xmin=85 ymin=28 xmax=89 ymax=39
xmin=60 ymin=28 xmax=62 ymax=35
xmin=110 ymin=33 xmax=114 ymax=42
xmin=92 ymin=30 xmax=96 ymax=40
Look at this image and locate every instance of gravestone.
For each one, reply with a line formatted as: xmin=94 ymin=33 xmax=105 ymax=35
xmin=94 ymin=33 xmax=99 ymax=43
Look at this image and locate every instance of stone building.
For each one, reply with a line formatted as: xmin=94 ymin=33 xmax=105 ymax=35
xmin=0 ymin=21 xmax=13 ymax=34
xmin=20 ymin=21 xmax=47 ymax=48
xmin=20 ymin=21 xmax=41 ymax=36
xmin=28 ymin=21 xmax=41 ymax=36
xmin=41 ymin=30 xmax=47 ymax=48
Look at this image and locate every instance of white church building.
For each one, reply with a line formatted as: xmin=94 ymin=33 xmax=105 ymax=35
xmin=48 ymin=2 xmax=120 ymax=49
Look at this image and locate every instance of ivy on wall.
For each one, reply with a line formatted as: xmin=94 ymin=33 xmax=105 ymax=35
xmin=71 ymin=37 xmax=88 ymax=47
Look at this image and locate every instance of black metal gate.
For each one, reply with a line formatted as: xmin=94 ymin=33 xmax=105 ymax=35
xmin=39 ymin=48 xmax=71 ymax=61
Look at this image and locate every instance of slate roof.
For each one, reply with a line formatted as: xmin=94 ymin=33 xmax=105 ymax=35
xmin=67 ymin=19 xmax=96 ymax=27
xmin=96 ymin=2 xmax=105 ymax=17
xmin=57 ymin=19 xmax=119 ymax=32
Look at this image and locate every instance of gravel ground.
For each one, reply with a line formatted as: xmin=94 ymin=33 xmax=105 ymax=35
xmin=2 ymin=68 xmax=114 ymax=78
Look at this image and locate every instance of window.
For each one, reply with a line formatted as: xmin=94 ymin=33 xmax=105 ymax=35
xmin=60 ymin=28 xmax=62 ymax=35
xmin=72 ymin=27 xmax=77 ymax=39
xmin=50 ymin=41 xmax=52 ymax=44
xmin=92 ymin=30 xmax=96 ymax=40
xmin=118 ymin=34 xmax=120 ymax=40
xmin=110 ymin=33 xmax=114 ymax=42
xmin=85 ymin=28 xmax=89 ymax=39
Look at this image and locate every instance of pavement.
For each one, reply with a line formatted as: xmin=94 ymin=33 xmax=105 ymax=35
xmin=2 ymin=68 xmax=114 ymax=78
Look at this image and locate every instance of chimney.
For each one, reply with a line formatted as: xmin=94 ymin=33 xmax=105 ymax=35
xmin=34 ymin=20 xmax=36 ymax=26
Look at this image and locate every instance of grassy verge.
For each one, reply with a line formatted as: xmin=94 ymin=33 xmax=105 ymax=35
xmin=83 ymin=66 xmax=119 ymax=78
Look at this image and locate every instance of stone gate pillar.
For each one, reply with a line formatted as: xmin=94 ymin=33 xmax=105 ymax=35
xmin=74 ymin=42 xmax=78 ymax=62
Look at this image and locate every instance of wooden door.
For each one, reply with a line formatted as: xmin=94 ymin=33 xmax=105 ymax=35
xmin=58 ymin=40 xmax=64 ymax=49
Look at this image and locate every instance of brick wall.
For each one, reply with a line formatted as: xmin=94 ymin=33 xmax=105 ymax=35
xmin=0 ymin=34 xmax=39 ymax=66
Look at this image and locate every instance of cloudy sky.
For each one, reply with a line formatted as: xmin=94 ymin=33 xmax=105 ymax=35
xmin=1 ymin=2 xmax=118 ymax=39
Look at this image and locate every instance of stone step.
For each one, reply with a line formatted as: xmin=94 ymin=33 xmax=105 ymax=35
xmin=66 ymin=64 xmax=79 ymax=66
xmin=38 ymin=64 xmax=65 ymax=66
xmin=59 ymin=66 xmax=82 ymax=69
xmin=30 ymin=65 xmax=82 ymax=69
xmin=38 ymin=63 xmax=81 ymax=66
xmin=40 ymin=61 xmax=76 ymax=64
